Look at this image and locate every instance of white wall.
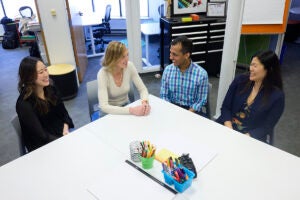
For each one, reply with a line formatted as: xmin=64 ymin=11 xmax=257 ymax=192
xmin=35 ymin=0 xmax=75 ymax=66
xmin=125 ymin=0 xmax=142 ymax=72
xmin=215 ymin=0 xmax=245 ymax=118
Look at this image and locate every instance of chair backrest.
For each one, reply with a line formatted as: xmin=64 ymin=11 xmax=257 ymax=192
xmin=11 ymin=115 xmax=27 ymax=156
xmin=86 ymin=80 xmax=99 ymax=121
xmin=201 ymin=83 xmax=212 ymax=119
xmin=86 ymin=79 xmax=135 ymax=121
xmin=19 ymin=6 xmax=33 ymax=18
xmin=266 ymin=133 xmax=274 ymax=145
xmin=158 ymin=4 xmax=164 ymax=18
xmin=103 ymin=4 xmax=111 ymax=23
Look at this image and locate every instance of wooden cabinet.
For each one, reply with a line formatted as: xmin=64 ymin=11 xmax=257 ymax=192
xmin=160 ymin=17 xmax=226 ymax=76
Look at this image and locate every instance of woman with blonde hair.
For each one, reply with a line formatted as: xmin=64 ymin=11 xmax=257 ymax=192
xmin=97 ymin=41 xmax=151 ymax=116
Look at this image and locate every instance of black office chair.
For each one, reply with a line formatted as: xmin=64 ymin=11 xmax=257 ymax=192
xmin=158 ymin=3 xmax=164 ymax=17
xmin=90 ymin=4 xmax=112 ymax=52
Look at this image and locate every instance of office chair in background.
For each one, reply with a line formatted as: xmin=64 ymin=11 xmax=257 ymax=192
xmin=158 ymin=3 xmax=164 ymax=17
xmin=90 ymin=4 xmax=112 ymax=52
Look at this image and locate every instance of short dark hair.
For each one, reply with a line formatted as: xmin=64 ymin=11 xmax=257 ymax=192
xmin=171 ymin=36 xmax=193 ymax=55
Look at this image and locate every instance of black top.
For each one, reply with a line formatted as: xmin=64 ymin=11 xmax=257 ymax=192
xmin=16 ymin=86 xmax=74 ymax=152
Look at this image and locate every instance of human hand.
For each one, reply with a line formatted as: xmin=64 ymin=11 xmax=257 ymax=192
xmin=188 ymin=108 xmax=195 ymax=113
xmin=62 ymin=123 xmax=69 ymax=135
xmin=143 ymin=103 xmax=151 ymax=115
xmin=129 ymin=105 xmax=145 ymax=116
xmin=224 ymin=121 xmax=233 ymax=129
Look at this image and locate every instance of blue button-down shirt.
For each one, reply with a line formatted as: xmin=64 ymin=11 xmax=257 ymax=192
xmin=160 ymin=62 xmax=208 ymax=112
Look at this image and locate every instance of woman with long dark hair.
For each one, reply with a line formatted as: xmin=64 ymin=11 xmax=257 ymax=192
xmin=216 ymin=50 xmax=285 ymax=143
xmin=16 ymin=56 xmax=74 ymax=152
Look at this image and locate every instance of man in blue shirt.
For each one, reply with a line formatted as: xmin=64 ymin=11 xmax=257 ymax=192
xmin=160 ymin=36 xmax=208 ymax=116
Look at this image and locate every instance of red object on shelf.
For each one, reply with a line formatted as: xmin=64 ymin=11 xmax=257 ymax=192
xmin=190 ymin=14 xmax=200 ymax=21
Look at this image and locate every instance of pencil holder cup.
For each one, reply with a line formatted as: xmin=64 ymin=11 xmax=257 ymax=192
xmin=129 ymin=141 xmax=141 ymax=162
xmin=162 ymin=167 xmax=195 ymax=193
xmin=140 ymin=155 xmax=155 ymax=169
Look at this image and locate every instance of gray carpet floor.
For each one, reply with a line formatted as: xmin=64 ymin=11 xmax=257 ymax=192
xmin=0 ymin=41 xmax=299 ymax=167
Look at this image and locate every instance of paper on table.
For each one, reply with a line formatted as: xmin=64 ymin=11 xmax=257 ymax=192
xmin=87 ymin=162 xmax=175 ymax=200
xmin=152 ymin=134 xmax=218 ymax=173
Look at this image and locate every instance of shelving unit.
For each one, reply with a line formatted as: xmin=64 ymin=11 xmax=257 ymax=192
xmin=160 ymin=16 xmax=226 ymax=76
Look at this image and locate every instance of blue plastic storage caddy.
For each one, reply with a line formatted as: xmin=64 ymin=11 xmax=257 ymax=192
xmin=162 ymin=167 xmax=195 ymax=193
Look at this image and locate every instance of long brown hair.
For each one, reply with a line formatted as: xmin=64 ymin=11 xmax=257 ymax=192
xmin=18 ymin=56 xmax=57 ymax=114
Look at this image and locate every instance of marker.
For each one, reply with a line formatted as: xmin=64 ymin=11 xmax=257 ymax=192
xmin=169 ymin=157 xmax=174 ymax=169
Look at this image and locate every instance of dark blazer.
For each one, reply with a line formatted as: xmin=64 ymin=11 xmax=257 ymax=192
xmin=216 ymin=74 xmax=285 ymax=142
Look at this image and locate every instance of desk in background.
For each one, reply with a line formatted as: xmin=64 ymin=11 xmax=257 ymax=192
xmin=0 ymin=95 xmax=299 ymax=199
xmin=160 ymin=17 xmax=226 ymax=76
xmin=81 ymin=13 xmax=105 ymax=58
xmin=140 ymin=22 xmax=160 ymax=67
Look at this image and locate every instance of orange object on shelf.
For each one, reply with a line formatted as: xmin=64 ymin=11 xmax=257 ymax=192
xmin=190 ymin=14 xmax=200 ymax=21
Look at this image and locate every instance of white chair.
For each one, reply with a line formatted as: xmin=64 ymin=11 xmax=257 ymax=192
xmin=11 ymin=115 xmax=27 ymax=156
xmin=86 ymin=80 xmax=101 ymax=121
xmin=86 ymin=79 xmax=135 ymax=121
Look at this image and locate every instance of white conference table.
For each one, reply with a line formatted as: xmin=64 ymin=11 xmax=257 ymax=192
xmin=81 ymin=13 xmax=105 ymax=58
xmin=0 ymin=95 xmax=299 ymax=199
xmin=140 ymin=23 xmax=160 ymax=67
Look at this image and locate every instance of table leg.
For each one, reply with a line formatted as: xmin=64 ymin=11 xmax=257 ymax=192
xmin=142 ymin=34 xmax=152 ymax=66
xmin=89 ymin=26 xmax=96 ymax=55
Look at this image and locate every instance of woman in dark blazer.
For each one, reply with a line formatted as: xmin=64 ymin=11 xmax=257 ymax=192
xmin=216 ymin=50 xmax=284 ymax=143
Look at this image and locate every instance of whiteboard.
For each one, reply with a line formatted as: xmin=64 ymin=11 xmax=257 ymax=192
xmin=242 ymin=0 xmax=285 ymax=24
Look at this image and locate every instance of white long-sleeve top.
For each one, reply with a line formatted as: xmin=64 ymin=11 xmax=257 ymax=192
xmin=97 ymin=61 xmax=149 ymax=115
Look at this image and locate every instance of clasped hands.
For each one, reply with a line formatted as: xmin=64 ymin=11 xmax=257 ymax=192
xmin=129 ymin=101 xmax=151 ymax=116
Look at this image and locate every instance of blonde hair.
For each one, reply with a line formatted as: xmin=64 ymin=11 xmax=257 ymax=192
xmin=101 ymin=41 xmax=126 ymax=73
